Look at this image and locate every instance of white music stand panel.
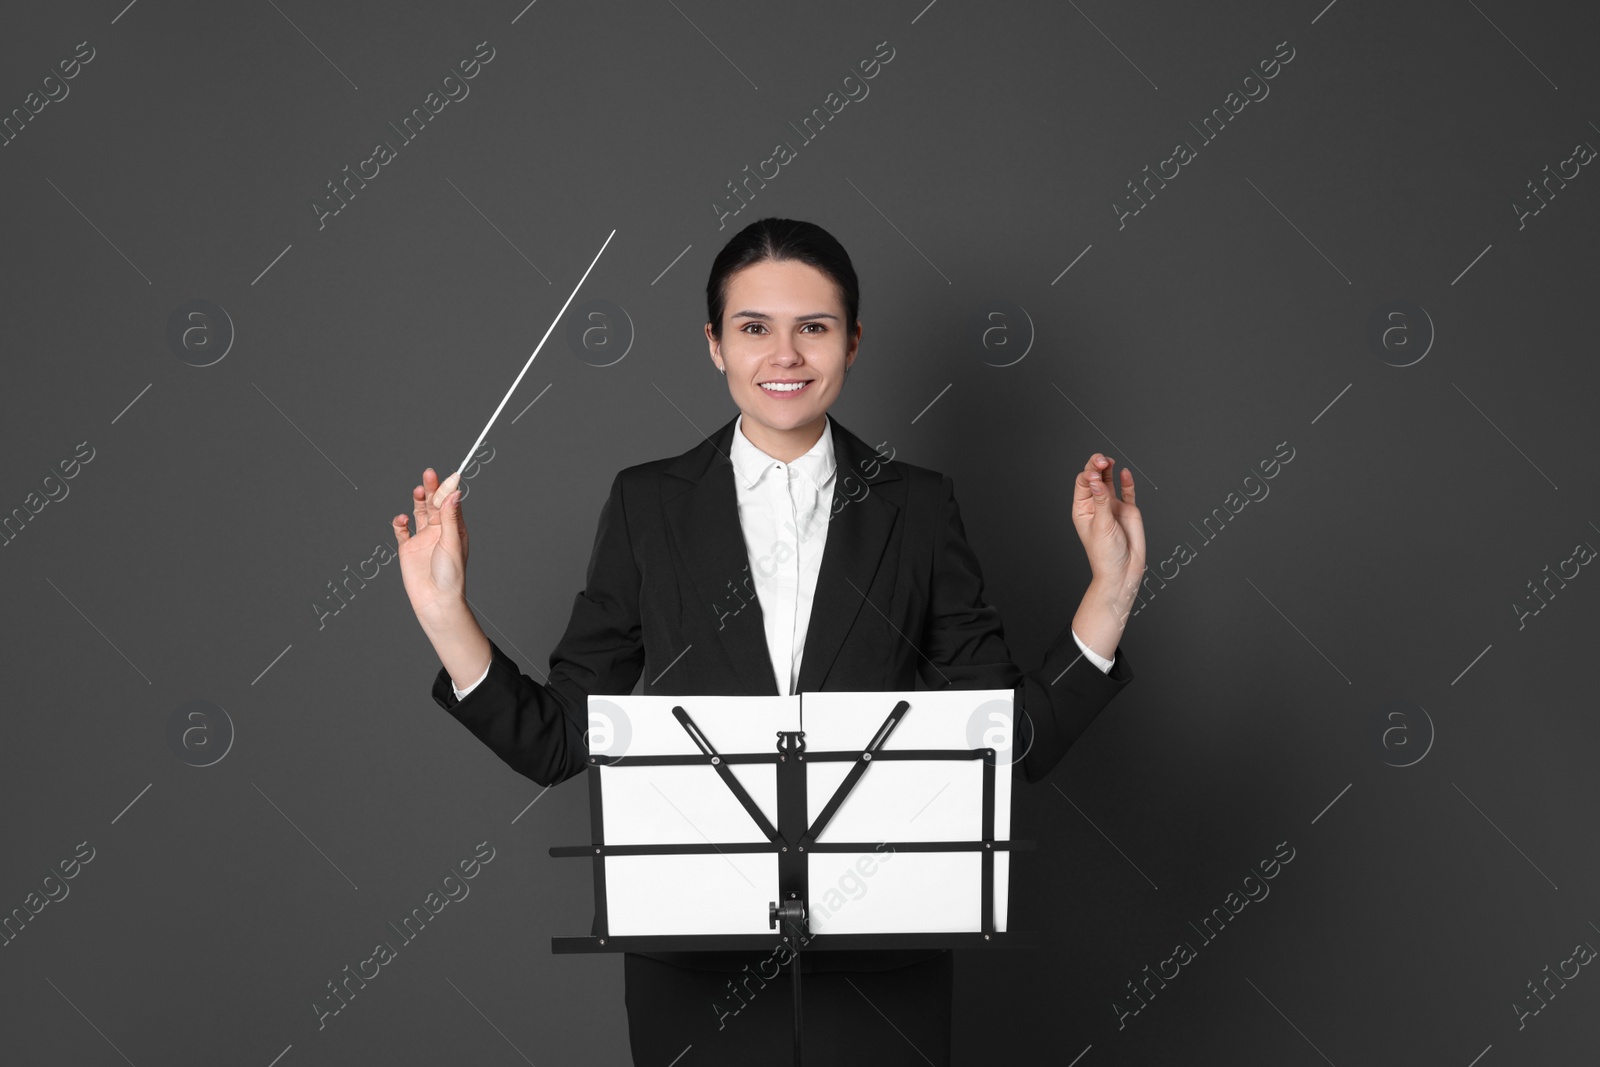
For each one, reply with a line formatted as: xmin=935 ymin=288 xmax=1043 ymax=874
xmin=604 ymin=854 xmax=780 ymax=936
xmin=588 ymin=695 xmax=798 ymax=935
xmin=806 ymin=850 xmax=984 ymax=934
xmin=799 ymin=689 xmax=1015 ymax=934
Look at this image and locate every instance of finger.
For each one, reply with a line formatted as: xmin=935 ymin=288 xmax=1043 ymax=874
xmin=430 ymin=469 xmax=462 ymax=511
xmin=1121 ymin=493 xmax=1147 ymax=595
xmin=438 ymin=489 xmax=464 ymax=556
xmin=1119 ymin=467 xmax=1136 ymax=508
xmin=1100 ymin=457 xmax=1119 ymax=501
xmin=392 ymin=513 xmax=410 ymax=545
xmin=416 ymin=468 xmax=441 ymax=526
xmin=1089 ymin=458 xmax=1122 ymax=533
xmin=1098 ymin=457 xmax=1126 ymax=505
xmin=413 ymin=483 xmax=433 ymax=528
xmin=1084 ymin=454 xmax=1114 ymax=503
xmin=1126 ymin=494 xmax=1146 ymax=564
xmin=1076 ymin=454 xmax=1102 ymax=504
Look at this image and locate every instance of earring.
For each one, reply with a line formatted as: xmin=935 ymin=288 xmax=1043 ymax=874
xmin=717 ymin=365 xmax=725 ymax=375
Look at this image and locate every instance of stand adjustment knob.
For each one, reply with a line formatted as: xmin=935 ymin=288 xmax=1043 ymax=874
xmin=768 ymin=899 xmax=806 ymax=930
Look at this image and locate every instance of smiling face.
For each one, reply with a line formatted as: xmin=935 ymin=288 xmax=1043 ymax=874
xmin=705 ymin=258 xmax=860 ymax=462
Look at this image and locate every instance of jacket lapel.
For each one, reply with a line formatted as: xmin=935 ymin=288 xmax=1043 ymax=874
xmin=662 ymin=414 xmax=901 ymax=696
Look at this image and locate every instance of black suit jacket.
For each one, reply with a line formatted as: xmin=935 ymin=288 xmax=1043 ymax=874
xmin=432 ymin=412 xmax=1133 ymax=789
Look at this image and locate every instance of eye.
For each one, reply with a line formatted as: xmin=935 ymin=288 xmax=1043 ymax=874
xmin=801 ymin=322 xmax=826 ymax=333
xmin=740 ymin=322 xmax=766 ymax=334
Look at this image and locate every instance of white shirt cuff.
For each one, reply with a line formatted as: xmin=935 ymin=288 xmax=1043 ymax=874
xmin=1071 ymin=628 xmax=1115 ymax=674
xmin=451 ymin=659 xmax=493 ymax=700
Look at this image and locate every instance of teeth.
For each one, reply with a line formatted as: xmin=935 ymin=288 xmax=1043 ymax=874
xmin=761 ymin=381 xmax=808 ymax=392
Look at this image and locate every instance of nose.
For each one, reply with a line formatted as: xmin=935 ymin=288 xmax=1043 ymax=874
xmin=770 ymin=333 xmax=803 ymax=366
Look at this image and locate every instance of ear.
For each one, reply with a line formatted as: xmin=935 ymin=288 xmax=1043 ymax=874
xmin=704 ymin=322 xmax=721 ymax=368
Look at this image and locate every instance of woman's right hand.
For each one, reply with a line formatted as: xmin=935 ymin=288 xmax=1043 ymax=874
xmin=393 ymin=467 xmax=469 ymax=624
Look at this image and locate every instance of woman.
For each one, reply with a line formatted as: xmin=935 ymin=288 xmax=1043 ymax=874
xmin=393 ymin=218 xmax=1146 ymax=1064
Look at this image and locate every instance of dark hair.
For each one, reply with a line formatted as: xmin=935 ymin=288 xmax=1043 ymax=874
xmin=705 ymin=217 xmax=860 ymax=341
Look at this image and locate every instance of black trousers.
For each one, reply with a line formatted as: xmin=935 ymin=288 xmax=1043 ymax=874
xmin=623 ymin=951 xmax=954 ymax=1066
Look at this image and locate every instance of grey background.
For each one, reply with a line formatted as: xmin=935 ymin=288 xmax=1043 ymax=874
xmin=3 ymin=0 xmax=1597 ymax=1063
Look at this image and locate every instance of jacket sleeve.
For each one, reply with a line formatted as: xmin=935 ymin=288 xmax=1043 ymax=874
xmin=915 ymin=473 xmax=1133 ymax=784
xmin=429 ymin=469 xmax=646 ymax=787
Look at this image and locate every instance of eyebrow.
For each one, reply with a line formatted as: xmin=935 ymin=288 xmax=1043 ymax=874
xmin=729 ymin=310 xmax=840 ymax=322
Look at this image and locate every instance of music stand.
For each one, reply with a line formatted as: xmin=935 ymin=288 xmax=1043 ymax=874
xmin=550 ymin=689 xmax=1031 ymax=1066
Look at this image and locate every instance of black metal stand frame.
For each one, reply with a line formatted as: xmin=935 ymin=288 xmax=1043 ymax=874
xmin=550 ymin=697 xmax=1031 ymax=1066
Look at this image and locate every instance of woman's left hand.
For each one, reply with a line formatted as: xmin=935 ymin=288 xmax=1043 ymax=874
xmin=1071 ymin=453 xmax=1146 ymax=601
